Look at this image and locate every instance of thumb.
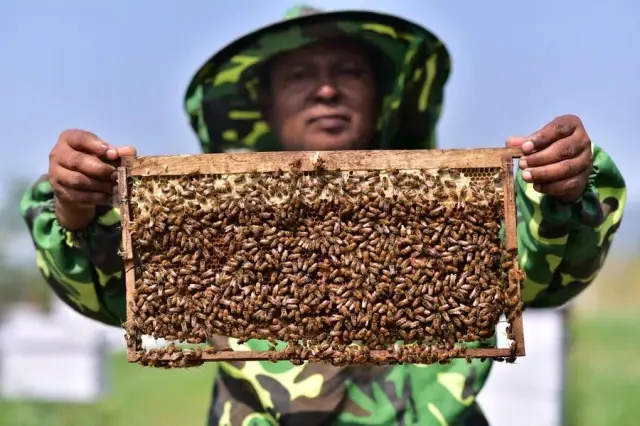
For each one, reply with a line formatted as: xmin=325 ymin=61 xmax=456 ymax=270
xmin=505 ymin=136 xmax=528 ymax=148
xmin=117 ymin=145 xmax=137 ymax=157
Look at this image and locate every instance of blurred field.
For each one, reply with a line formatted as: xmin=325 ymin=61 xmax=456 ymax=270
xmin=0 ymin=359 xmax=217 ymax=426
xmin=566 ymin=308 xmax=640 ymax=426
xmin=564 ymin=258 xmax=640 ymax=426
xmin=1 ymin=259 xmax=638 ymax=426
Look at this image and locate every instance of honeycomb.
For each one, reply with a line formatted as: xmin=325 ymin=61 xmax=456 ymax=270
xmin=121 ymin=161 xmax=523 ymax=368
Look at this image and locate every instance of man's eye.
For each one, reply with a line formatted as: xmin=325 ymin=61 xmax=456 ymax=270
xmin=287 ymin=69 xmax=308 ymax=80
xmin=341 ymin=67 xmax=365 ymax=76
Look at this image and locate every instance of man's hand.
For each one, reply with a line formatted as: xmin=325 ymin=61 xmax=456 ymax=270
xmin=506 ymin=114 xmax=593 ymax=204
xmin=49 ymin=129 xmax=137 ymax=230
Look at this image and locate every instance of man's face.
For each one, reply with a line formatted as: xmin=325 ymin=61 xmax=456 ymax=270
xmin=261 ymin=38 xmax=379 ymax=151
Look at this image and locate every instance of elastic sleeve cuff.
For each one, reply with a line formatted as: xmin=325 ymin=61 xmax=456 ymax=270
xmin=67 ymin=205 xmax=123 ymax=274
xmin=523 ymin=164 xmax=604 ymax=231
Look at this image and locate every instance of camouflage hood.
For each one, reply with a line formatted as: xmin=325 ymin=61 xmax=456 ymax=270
xmin=183 ymin=4 xmax=452 ymax=153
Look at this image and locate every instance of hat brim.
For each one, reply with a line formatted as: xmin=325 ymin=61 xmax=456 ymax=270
xmin=184 ymin=10 xmax=451 ymax=153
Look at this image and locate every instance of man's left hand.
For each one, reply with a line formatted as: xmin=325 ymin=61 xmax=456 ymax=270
xmin=506 ymin=114 xmax=593 ymax=204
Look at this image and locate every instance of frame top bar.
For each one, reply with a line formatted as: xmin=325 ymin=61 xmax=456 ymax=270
xmin=122 ymin=147 xmax=522 ymax=177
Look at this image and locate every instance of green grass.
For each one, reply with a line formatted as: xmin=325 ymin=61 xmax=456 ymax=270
xmin=0 ymin=358 xmax=217 ymax=426
xmin=565 ymin=308 xmax=640 ymax=426
xmin=1 ymin=308 xmax=639 ymax=426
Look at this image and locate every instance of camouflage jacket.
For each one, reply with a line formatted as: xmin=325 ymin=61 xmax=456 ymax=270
xmin=21 ymin=8 xmax=627 ymax=426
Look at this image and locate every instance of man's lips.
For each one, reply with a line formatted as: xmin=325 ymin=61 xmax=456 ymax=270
xmin=308 ymin=114 xmax=350 ymax=129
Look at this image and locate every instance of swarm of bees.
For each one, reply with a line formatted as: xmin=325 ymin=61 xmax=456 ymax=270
xmin=123 ymin=159 xmax=524 ymax=368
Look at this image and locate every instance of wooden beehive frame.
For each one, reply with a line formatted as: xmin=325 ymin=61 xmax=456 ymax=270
xmin=117 ymin=147 xmax=525 ymax=364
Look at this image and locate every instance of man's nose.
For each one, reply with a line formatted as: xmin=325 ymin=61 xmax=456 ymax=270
xmin=313 ymin=72 xmax=340 ymax=102
xmin=315 ymin=83 xmax=338 ymax=100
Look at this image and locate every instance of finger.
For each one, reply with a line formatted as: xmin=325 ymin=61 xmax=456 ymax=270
xmin=505 ymin=136 xmax=527 ymax=148
xmin=104 ymin=146 xmax=138 ymax=181
xmin=102 ymin=146 xmax=137 ymax=164
xmin=524 ymin=134 xmax=589 ymax=168
xmin=58 ymin=150 xmax=116 ymax=180
xmin=506 ymin=137 xmax=529 ymax=170
xmin=521 ymin=149 xmax=592 ymax=184
xmin=525 ymin=115 xmax=579 ymax=154
xmin=104 ymin=149 xmax=119 ymax=161
xmin=61 ymin=129 xmax=116 ymax=158
xmin=532 ymin=171 xmax=588 ymax=201
xmin=117 ymin=146 xmax=137 ymax=157
xmin=53 ymin=184 xmax=113 ymax=206
xmin=518 ymin=157 xmax=528 ymax=170
xmin=53 ymin=166 xmax=115 ymax=194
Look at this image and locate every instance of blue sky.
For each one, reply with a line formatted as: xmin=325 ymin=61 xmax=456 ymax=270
xmin=1 ymin=0 xmax=639 ymax=249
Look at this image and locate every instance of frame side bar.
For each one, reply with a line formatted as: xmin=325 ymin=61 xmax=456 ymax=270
xmin=117 ymin=164 xmax=140 ymax=360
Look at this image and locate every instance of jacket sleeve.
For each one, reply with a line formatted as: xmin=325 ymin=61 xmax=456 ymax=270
xmin=515 ymin=143 xmax=626 ymax=308
xmin=20 ymin=175 xmax=126 ymax=326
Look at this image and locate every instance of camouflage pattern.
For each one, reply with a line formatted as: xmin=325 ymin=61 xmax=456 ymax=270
xmin=20 ymin=4 xmax=627 ymax=426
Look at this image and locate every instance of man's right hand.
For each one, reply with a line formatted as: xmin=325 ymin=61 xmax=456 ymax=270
xmin=49 ymin=129 xmax=137 ymax=231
